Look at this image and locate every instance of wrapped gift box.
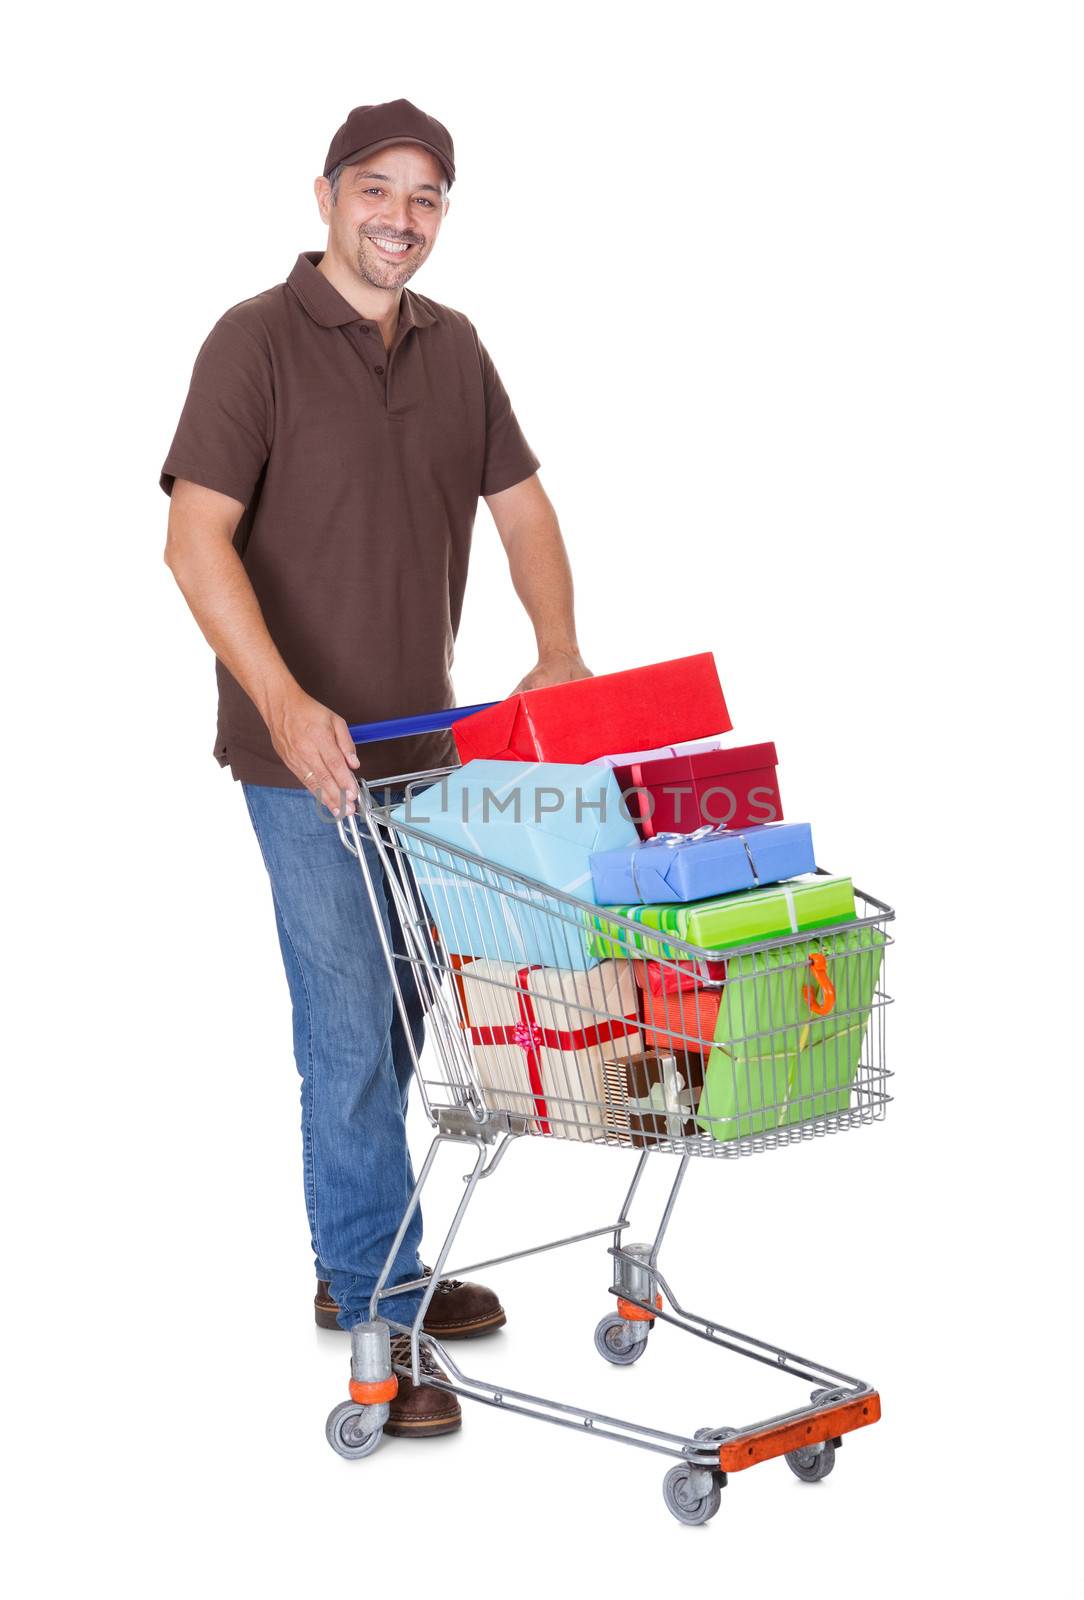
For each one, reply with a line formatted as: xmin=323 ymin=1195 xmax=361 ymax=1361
xmin=589 ymin=822 xmax=816 ymax=905
xmin=696 ymin=928 xmax=886 ymax=1142
xmin=614 ymin=741 xmax=782 ymax=838
xmin=602 ymin=1050 xmax=707 ymax=1149
xmin=455 ymin=960 xmax=642 ymax=1140
xmin=636 ymin=979 xmax=723 ymax=1056
xmin=586 ymin=874 xmax=857 ymax=961
xmin=637 ymin=956 xmax=727 ymax=996
xmin=391 ymin=761 xmax=639 ymax=969
xmin=451 ymin=654 xmax=731 ymax=764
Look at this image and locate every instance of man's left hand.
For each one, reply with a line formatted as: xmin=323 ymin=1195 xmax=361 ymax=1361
xmin=511 ymin=648 xmax=593 ymax=695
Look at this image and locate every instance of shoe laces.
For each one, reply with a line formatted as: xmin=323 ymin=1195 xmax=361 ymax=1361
xmin=421 ymin=1264 xmax=464 ymax=1294
xmin=389 ymin=1332 xmax=444 ymax=1379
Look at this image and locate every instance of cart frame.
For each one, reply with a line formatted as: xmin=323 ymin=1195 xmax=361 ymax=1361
xmin=323 ymin=768 xmax=892 ymax=1522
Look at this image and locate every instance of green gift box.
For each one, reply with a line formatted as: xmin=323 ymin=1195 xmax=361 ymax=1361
xmin=695 ymin=926 xmax=886 ymax=1142
xmin=584 ymin=874 xmax=856 ymax=962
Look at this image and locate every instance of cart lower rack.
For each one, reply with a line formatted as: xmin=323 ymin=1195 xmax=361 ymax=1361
xmin=324 ymin=768 xmax=894 ymax=1524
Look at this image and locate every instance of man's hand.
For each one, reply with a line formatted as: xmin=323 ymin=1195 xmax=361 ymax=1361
xmin=511 ymin=647 xmax=593 ymax=695
xmin=267 ymin=686 xmax=361 ymax=816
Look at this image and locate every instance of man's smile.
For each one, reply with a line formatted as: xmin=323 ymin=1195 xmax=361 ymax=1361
xmin=364 ymin=234 xmax=418 ymax=258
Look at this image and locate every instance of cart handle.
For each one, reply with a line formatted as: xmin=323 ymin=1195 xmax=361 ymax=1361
xmin=347 ymin=702 xmax=498 ymax=745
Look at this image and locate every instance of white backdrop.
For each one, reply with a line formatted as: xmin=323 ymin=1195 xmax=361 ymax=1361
xmin=5 ymin=2 xmax=1080 ymax=1594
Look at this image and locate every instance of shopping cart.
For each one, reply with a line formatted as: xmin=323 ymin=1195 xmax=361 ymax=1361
xmin=324 ymin=738 xmax=894 ymax=1525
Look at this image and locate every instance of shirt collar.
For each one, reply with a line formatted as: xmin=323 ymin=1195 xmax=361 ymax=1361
xmin=287 ymin=250 xmax=437 ymax=331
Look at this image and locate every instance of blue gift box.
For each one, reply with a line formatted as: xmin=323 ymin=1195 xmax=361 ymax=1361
xmin=389 ymin=760 xmax=640 ymax=969
xmin=588 ymin=821 xmax=816 ymax=906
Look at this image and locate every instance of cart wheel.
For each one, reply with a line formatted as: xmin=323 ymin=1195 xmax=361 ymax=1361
xmin=325 ymin=1401 xmax=383 ymax=1461
xmin=785 ymin=1439 xmax=836 ymax=1482
xmin=594 ymin=1314 xmax=647 ymax=1365
xmin=662 ymin=1464 xmax=722 ymax=1525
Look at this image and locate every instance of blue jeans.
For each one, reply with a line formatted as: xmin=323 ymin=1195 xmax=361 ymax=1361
xmin=243 ymin=783 xmax=427 ymax=1330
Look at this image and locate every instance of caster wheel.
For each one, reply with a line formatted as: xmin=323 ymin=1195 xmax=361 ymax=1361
xmin=325 ymin=1401 xmax=383 ymax=1460
xmin=662 ymin=1464 xmax=722 ymax=1525
xmin=785 ymin=1438 xmax=836 ymax=1482
xmin=594 ymin=1314 xmax=647 ymax=1365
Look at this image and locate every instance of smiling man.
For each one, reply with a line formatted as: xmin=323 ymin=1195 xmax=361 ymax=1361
xmin=160 ymin=99 xmax=590 ymax=1438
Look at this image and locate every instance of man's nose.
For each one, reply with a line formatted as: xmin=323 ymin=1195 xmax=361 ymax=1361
xmin=381 ymin=197 xmax=416 ymax=236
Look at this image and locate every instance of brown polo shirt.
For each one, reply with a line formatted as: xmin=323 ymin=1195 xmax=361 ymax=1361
xmin=160 ymin=249 xmax=540 ymax=785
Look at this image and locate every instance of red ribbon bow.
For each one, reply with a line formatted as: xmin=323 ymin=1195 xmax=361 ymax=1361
xmin=512 ymin=1019 xmax=545 ymax=1052
xmin=465 ymin=965 xmax=639 ymax=1135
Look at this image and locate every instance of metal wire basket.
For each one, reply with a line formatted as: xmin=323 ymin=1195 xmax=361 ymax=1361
xmin=345 ymin=769 xmax=894 ymax=1161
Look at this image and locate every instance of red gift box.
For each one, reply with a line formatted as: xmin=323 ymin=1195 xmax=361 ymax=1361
xmin=637 ymin=982 xmax=723 ymax=1056
xmin=614 ymin=741 xmax=782 ymax=838
xmin=633 ymin=958 xmax=724 ymax=1054
xmin=451 ymin=654 xmax=731 ymax=765
xmin=636 ymin=957 xmax=727 ymax=997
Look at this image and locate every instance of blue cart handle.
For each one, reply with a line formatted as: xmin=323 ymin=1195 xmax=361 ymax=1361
xmin=347 ymin=702 xmax=498 ymax=745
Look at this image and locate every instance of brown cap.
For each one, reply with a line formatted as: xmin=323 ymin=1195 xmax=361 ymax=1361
xmin=323 ymin=98 xmax=455 ymax=189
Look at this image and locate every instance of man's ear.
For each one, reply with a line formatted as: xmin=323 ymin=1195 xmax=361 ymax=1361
xmin=314 ymin=175 xmax=332 ymax=223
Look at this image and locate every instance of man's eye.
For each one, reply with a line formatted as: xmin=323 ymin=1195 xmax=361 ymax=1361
xmin=365 ymin=187 xmax=384 ymax=196
xmin=415 ymin=198 xmax=434 ymax=207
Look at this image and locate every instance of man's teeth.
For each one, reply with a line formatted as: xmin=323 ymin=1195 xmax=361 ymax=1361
xmin=371 ymin=237 xmax=411 ymax=253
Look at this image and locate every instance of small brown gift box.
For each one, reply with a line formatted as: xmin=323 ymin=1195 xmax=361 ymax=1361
xmin=602 ymin=1049 xmax=706 ymax=1149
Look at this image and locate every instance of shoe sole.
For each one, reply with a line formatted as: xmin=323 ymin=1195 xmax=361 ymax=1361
xmin=383 ymin=1413 xmax=463 ymax=1438
xmin=315 ymin=1307 xmax=507 ymax=1338
xmin=422 ymin=1309 xmax=507 ymax=1340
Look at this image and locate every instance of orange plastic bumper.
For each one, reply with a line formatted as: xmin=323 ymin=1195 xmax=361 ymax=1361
xmin=718 ymin=1391 xmax=881 ymax=1472
xmin=616 ymin=1292 xmax=663 ymax=1323
xmin=348 ymin=1375 xmax=399 ymax=1405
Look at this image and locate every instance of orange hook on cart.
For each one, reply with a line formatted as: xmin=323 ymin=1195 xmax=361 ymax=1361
xmin=802 ymin=951 xmax=836 ymax=1017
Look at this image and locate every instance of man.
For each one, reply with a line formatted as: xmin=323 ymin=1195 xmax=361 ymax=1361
xmin=161 ymin=99 xmax=590 ymax=1438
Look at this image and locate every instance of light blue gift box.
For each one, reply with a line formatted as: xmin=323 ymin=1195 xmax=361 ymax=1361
xmin=389 ymin=760 xmax=640 ymax=969
xmin=588 ymin=821 xmax=816 ymax=906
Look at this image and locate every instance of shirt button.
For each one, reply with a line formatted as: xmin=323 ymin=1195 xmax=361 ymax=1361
xmin=374 ymin=364 xmax=385 ymax=375
xmin=359 ymin=326 xmax=371 ymax=336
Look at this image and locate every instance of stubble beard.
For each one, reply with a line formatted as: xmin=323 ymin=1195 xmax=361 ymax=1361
xmin=355 ymin=231 xmax=426 ymax=289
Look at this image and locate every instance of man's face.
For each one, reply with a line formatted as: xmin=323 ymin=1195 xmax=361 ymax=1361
xmin=324 ymin=144 xmax=448 ymax=289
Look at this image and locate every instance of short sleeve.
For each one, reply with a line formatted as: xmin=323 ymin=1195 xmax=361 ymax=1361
xmin=159 ymin=315 xmax=274 ymax=506
xmin=474 ymin=332 xmax=541 ymax=497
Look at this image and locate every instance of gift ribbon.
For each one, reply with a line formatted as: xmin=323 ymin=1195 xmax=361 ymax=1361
xmin=628 ymin=824 xmax=761 ymax=901
xmin=775 ymin=1021 xmax=862 ymax=1126
xmin=707 ymin=1020 xmax=862 ymax=1130
xmin=778 ymin=882 xmax=798 ymax=934
xmin=626 ymin=1058 xmax=699 ymax=1141
xmin=466 ymin=965 xmax=640 ymax=1135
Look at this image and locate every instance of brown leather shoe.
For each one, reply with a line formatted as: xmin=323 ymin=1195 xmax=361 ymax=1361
xmin=314 ymin=1280 xmax=343 ymax=1330
xmin=315 ymin=1269 xmax=506 ymax=1339
xmin=417 ymin=1267 xmax=507 ymax=1340
xmin=314 ymin=1280 xmax=341 ymax=1330
xmin=384 ymin=1334 xmax=462 ymax=1438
